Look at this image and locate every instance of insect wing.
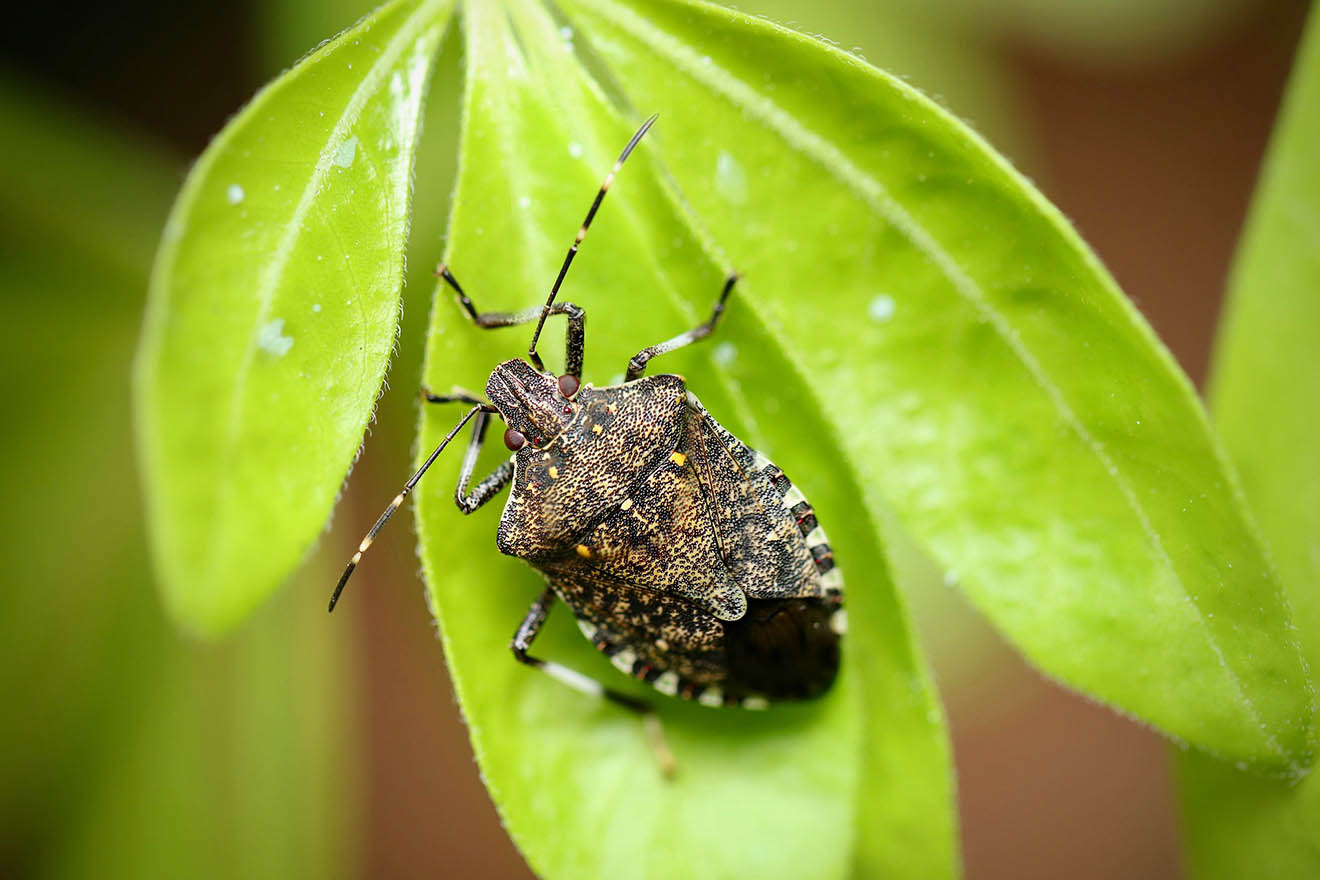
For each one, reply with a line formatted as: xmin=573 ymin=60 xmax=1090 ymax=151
xmin=682 ymin=392 xmax=838 ymax=603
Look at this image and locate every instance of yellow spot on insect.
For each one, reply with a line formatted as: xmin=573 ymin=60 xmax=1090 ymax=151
xmin=592 ymin=423 xmax=603 ymax=435
xmin=549 ymin=466 xmax=560 ymax=479
xmin=607 ymin=403 xmax=617 ymax=414
xmin=620 ymin=498 xmax=633 ymax=510
xmin=575 ymin=544 xmax=593 ymax=559
xmin=358 ymin=536 xmax=373 ymax=553
xmin=670 ymin=452 xmax=687 ymax=467
xmin=351 ymin=551 xmax=362 ymax=565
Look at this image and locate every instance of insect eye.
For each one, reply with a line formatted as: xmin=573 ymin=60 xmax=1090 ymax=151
xmin=503 ymin=428 xmax=526 ymax=451
xmin=557 ymin=374 xmax=580 ymax=398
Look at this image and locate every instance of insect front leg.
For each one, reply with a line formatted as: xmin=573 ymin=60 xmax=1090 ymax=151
xmin=511 ymin=587 xmax=677 ymax=777
xmin=452 ymin=409 xmax=514 ymax=513
xmin=626 ymin=272 xmax=740 ymax=380
xmin=421 ymin=388 xmax=487 ymax=407
xmin=435 ymin=265 xmax=586 ymax=378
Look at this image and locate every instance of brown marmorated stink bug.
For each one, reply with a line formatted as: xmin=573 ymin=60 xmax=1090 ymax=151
xmin=329 ymin=116 xmax=845 ymax=769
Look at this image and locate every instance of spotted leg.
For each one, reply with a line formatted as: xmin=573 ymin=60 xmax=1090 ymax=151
xmin=626 ymin=272 xmax=740 ymax=381
xmin=436 ymin=265 xmax=587 ymax=379
xmin=512 ymin=587 xmax=677 ymax=778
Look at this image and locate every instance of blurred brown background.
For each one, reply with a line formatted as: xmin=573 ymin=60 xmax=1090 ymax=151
xmin=0 ymin=0 xmax=1311 ymax=877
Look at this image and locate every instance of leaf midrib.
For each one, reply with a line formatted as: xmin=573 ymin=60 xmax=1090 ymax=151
xmin=451 ymin=0 xmax=556 ymax=316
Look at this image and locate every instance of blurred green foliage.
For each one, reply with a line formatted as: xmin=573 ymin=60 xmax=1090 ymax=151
xmin=0 ymin=79 xmax=356 ymax=878
xmin=1179 ymin=6 xmax=1320 ymax=876
xmin=910 ymin=0 xmax=1259 ymax=65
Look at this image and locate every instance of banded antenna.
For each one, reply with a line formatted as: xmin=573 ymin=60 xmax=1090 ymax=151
xmin=328 ymin=403 xmax=492 ymax=612
xmin=526 ymin=113 xmax=658 ymax=372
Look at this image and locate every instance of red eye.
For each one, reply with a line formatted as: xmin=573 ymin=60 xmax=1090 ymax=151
xmin=503 ymin=428 xmax=526 ymax=451
xmin=557 ymin=374 xmax=580 ymax=398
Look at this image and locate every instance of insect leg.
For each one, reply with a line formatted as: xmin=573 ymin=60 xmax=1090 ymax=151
xmin=329 ymin=404 xmax=494 ymax=612
xmin=511 ymin=587 xmax=648 ymax=711
xmin=511 ymin=587 xmax=677 ymax=777
xmin=453 ymin=410 xmax=515 ymax=514
xmin=418 ymin=387 xmax=514 ymax=511
xmin=626 ymin=272 xmax=740 ymax=381
xmin=435 ymin=265 xmax=586 ymax=378
xmin=421 ymin=387 xmax=487 ymax=407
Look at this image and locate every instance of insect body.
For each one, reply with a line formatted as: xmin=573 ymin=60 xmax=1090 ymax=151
xmin=330 ymin=115 xmax=844 ymax=733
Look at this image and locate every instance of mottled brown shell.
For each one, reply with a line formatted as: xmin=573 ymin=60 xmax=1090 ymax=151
xmin=495 ymin=373 xmax=844 ymax=707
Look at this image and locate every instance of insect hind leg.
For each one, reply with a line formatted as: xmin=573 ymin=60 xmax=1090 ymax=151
xmin=511 ymin=588 xmax=677 ymax=777
xmin=511 ymin=588 xmax=648 ymax=713
xmin=626 ymin=272 xmax=740 ymax=381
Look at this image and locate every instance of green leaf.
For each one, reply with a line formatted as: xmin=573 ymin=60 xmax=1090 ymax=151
xmin=257 ymin=0 xmax=383 ymax=73
xmin=556 ymin=0 xmax=1312 ymax=769
xmin=1178 ymin=7 xmax=1320 ymax=876
xmin=414 ymin=1 xmax=953 ymax=877
xmin=725 ymin=0 xmax=1027 ymax=156
xmin=135 ymin=0 xmax=455 ymax=635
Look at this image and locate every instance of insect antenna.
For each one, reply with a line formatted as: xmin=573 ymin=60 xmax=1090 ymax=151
xmin=526 ymin=113 xmax=659 ymax=372
xmin=328 ymin=403 xmax=493 ymax=612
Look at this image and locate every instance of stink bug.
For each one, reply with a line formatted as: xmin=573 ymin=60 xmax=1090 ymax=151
xmin=330 ymin=115 xmax=845 ymax=760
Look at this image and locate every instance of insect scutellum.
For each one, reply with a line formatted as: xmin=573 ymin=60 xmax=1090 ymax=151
xmin=331 ymin=115 xmax=844 ymax=774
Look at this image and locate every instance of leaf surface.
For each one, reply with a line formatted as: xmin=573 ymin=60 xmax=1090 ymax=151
xmin=412 ymin=1 xmax=955 ymax=878
xmin=1178 ymin=7 xmax=1320 ymax=876
xmin=556 ymin=0 xmax=1312 ymax=769
xmin=135 ymin=0 xmax=454 ymax=635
